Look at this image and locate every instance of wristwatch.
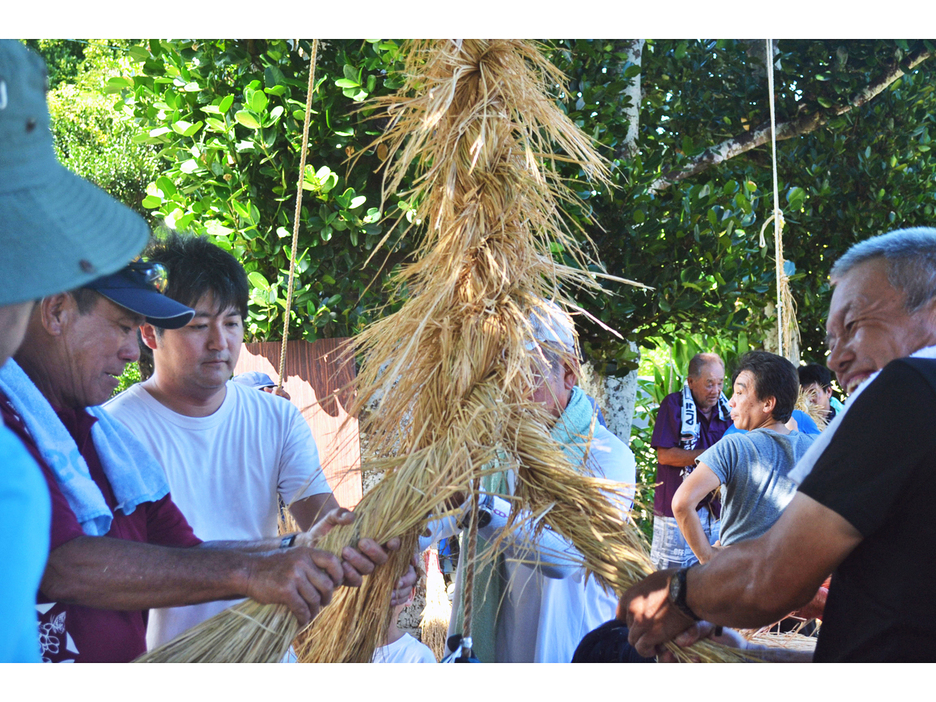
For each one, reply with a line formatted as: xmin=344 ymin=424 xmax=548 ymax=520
xmin=669 ymin=567 xmax=701 ymax=621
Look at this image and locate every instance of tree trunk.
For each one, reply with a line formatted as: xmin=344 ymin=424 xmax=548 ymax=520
xmin=611 ymin=39 xmax=644 ymax=162
xmin=581 ymin=342 xmax=641 ymax=444
xmin=761 ymin=302 xmax=801 ymax=365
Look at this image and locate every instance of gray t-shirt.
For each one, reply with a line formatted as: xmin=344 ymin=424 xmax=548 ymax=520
xmin=697 ymin=428 xmax=816 ymax=547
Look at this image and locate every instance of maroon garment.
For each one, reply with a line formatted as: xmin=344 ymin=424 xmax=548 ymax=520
xmin=649 ymin=392 xmax=731 ymax=518
xmin=0 ymin=394 xmax=200 ymax=662
xmin=0 ymin=390 xmax=48 ymax=488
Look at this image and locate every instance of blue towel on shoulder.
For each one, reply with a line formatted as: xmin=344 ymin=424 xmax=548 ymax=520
xmin=0 ymin=360 xmax=169 ymax=536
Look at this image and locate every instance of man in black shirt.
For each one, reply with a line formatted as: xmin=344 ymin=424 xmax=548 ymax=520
xmin=618 ymin=227 xmax=936 ymax=662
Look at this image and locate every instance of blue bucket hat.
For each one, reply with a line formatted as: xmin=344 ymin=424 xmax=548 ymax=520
xmin=85 ymin=261 xmax=195 ymax=329
xmin=0 ymin=40 xmax=150 ymax=306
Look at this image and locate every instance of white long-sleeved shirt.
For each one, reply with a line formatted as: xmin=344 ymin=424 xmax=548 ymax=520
xmin=426 ymin=423 xmax=636 ymax=663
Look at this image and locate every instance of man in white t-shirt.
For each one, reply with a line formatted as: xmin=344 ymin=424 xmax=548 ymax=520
xmin=105 ymin=232 xmax=414 ymax=650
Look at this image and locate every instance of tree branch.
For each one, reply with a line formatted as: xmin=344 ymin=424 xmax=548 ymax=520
xmin=647 ymin=48 xmax=934 ymax=194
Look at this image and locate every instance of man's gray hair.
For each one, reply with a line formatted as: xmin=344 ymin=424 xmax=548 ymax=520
xmin=687 ymin=352 xmax=723 ymax=378
xmin=831 ymin=227 xmax=936 ymax=314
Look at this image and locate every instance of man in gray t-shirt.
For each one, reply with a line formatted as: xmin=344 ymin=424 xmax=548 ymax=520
xmin=672 ymin=351 xmax=815 ymax=564
xmin=697 ymin=429 xmax=814 ymax=546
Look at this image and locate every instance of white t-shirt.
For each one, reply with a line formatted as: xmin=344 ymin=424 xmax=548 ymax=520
xmin=440 ymin=423 xmax=637 ymax=663
xmin=103 ymin=381 xmax=332 ymax=649
xmin=371 ymin=633 xmax=436 ymax=663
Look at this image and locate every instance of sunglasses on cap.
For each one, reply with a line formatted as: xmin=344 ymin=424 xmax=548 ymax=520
xmin=127 ymin=259 xmax=168 ymax=293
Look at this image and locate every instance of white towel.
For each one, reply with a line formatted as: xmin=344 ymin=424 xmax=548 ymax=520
xmin=679 ymin=383 xmax=731 ymax=450
xmin=0 ymin=360 xmax=169 ymax=536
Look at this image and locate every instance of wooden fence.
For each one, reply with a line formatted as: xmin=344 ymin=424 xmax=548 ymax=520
xmin=233 ymin=338 xmax=362 ymax=508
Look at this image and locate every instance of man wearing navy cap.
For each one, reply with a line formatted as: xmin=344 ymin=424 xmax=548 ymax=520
xmin=2 ymin=261 xmax=401 ymax=662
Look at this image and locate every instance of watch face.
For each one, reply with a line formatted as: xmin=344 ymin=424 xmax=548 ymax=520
xmin=669 ymin=571 xmax=683 ymax=604
xmin=668 ymin=569 xmax=699 ymax=620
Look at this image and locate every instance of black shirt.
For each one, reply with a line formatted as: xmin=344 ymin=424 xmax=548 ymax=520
xmin=798 ymin=358 xmax=936 ymax=662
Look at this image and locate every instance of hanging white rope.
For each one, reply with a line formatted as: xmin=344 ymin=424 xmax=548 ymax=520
xmin=766 ymin=38 xmax=785 ymax=359
xmin=760 ymin=39 xmax=800 ymax=363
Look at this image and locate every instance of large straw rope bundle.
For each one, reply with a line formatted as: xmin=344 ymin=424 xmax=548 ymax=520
xmin=138 ymin=39 xmax=748 ymax=664
xmin=296 ymin=39 xmax=748 ymax=664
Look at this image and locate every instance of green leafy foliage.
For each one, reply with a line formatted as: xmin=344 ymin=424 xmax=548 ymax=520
xmin=546 ymin=39 xmax=936 ymax=370
xmin=39 ymin=39 xmax=936 ymax=367
xmin=118 ymin=39 xmax=413 ymax=342
xmin=31 ymin=40 xmax=161 ymax=221
xmin=114 ymin=361 xmax=142 ymax=396
xmin=24 ymin=39 xmax=86 ymax=87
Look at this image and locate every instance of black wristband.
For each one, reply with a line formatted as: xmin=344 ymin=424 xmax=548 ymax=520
xmin=280 ymin=534 xmax=297 ymax=549
xmin=669 ymin=567 xmax=701 ymax=621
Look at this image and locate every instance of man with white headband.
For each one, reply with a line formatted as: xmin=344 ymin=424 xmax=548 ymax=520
xmin=436 ymin=301 xmax=637 ymax=663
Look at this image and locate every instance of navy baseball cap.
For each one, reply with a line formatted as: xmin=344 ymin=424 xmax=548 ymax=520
xmin=0 ymin=41 xmax=150 ymax=306
xmin=85 ymin=260 xmax=195 ymax=329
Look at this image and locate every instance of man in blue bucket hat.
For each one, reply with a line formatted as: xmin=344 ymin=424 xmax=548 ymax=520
xmin=0 ymin=39 xmax=150 ymax=663
xmin=0 ymin=41 xmax=400 ymax=663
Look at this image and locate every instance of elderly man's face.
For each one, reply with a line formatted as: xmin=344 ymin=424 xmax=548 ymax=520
xmin=686 ymin=361 xmax=724 ymax=411
xmin=57 ymin=295 xmax=144 ymax=408
xmin=530 ymin=357 xmax=576 ymax=420
xmin=826 ymin=258 xmax=936 ymax=394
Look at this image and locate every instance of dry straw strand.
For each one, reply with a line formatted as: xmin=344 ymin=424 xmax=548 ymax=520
xmin=419 ymin=549 xmax=450 ymax=661
xmin=794 ymin=386 xmax=828 ymax=431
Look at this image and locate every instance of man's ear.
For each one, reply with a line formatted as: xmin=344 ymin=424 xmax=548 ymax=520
xmin=562 ymin=362 xmax=578 ymax=392
xmin=764 ymin=394 xmax=777 ymax=415
xmin=139 ymin=323 xmax=159 ymax=351
xmin=38 ymin=293 xmax=74 ymax=336
xmin=917 ymin=297 xmax=936 ymax=335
